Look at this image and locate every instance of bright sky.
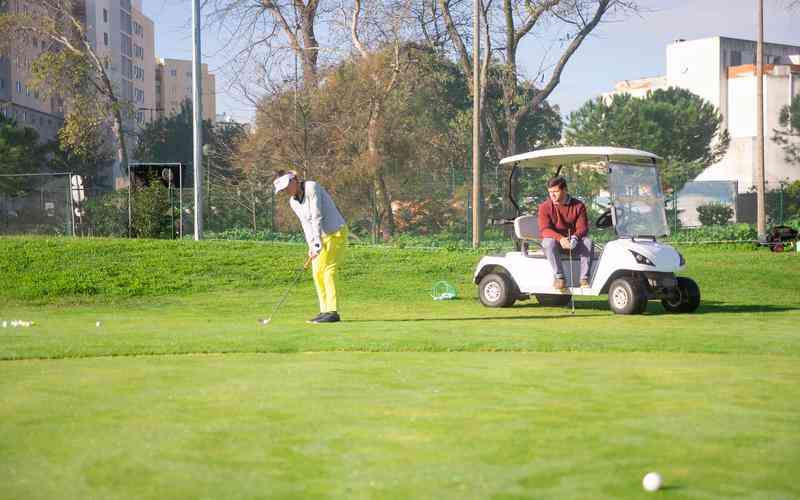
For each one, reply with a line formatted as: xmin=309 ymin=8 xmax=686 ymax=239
xmin=141 ymin=0 xmax=800 ymax=124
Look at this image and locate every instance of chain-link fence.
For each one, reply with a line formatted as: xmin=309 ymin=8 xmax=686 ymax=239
xmin=0 ymin=173 xmax=80 ymax=236
xmin=3 ymin=164 xmax=799 ymax=246
xmin=670 ymin=180 xmax=800 ymax=231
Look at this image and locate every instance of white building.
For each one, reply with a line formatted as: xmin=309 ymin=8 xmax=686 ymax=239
xmin=82 ymin=0 xmax=157 ymax=187
xmin=0 ymin=0 xmax=65 ymax=141
xmin=156 ymin=58 xmax=216 ymax=123
xmin=604 ymin=36 xmax=800 ymax=194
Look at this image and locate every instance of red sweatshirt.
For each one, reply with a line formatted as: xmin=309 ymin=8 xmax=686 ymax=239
xmin=537 ymin=196 xmax=589 ymax=240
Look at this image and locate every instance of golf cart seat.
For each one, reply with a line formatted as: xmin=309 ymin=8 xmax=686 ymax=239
xmin=514 ymin=215 xmax=543 ymax=255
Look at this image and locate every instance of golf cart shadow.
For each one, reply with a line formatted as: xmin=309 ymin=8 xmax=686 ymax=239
xmin=691 ymin=301 xmax=795 ymax=315
xmin=346 ymin=313 xmax=607 ymax=323
xmin=517 ymin=299 xmax=796 ymax=315
xmin=616 ymin=300 xmax=795 ymax=315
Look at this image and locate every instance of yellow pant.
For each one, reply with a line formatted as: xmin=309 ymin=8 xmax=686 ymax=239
xmin=312 ymin=227 xmax=347 ymax=313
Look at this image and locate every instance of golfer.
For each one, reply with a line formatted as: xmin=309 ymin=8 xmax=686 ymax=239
xmin=538 ymin=176 xmax=592 ymax=290
xmin=273 ymin=170 xmax=347 ymax=324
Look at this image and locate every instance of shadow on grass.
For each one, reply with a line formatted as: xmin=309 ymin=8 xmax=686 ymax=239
xmin=637 ymin=301 xmax=796 ymax=316
xmin=346 ymin=313 xmax=608 ymax=323
xmin=692 ymin=301 xmax=797 ymax=314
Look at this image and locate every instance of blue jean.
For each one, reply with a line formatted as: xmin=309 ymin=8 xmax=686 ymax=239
xmin=542 ymin=237 xmax=593 ymax=280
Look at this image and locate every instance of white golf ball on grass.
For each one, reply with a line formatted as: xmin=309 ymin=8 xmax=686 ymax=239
xmin=642 ymin=472 xmax=662 ymax=492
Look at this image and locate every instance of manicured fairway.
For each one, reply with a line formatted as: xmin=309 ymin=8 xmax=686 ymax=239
xmin=1 ymin=238 xmax=799 ymax=498
xmin=2 ymin=353 xmax=799 ymax=499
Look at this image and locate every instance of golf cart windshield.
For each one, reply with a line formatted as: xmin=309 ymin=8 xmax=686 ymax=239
xmin=608 ymin=162 xmax=669 ymax=238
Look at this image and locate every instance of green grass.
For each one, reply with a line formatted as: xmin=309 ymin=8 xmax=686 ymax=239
xmin=1 ymin=237 xmax=799 ymax=498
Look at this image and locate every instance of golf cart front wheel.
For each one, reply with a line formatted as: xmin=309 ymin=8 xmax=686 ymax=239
xmin=661 ymin=277 xmax=701 ymax=313
xmin=607 ymin=277 xmax=647 ymax=315
xmin=479 ymin=273 xmax=516 ymax=308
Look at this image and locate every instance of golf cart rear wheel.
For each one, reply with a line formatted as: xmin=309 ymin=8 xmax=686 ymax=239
xmin=535 ymin=294 xmax=572 ymax=307
xmin=607 ymin=277 xmax=647 ymax=315
xmin=661 ymin=277 xmax=701 ymax=313
xmin=479 ymin=273 xmax=516 ymax=308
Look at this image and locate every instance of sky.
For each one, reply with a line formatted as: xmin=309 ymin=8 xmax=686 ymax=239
xmin=141 ymin=0 xmax=800 ymax=124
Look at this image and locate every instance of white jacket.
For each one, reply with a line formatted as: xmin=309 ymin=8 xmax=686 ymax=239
xmin=289 ymin=181 xmax=346 ymax=252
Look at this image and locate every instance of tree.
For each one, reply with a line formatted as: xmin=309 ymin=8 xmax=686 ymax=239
xmin=0 ymin=113 xmax=49 ymax=195
xmin=135 ymin=101 xmax=219 ymax=167
xmin=0 ymin=0 xmax=131 ymax=180
xmin=204 ymin=0 xmax=324 ymax=105
xmin=136 ymin=100 xmax=253 ymax=231
xmin=437 ymin=0 xmax=637 ymax=160
xmin=772 ymin=94 xmax=800 ymax=166
xmin=565 ymin=87 xmax=730 ymax=192
xmin=244 ymin=44 xmax=477 ymax=239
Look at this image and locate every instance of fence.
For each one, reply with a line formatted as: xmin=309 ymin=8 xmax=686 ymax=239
xmin=2 ymin=168 xmax=799 ymax=243
xmin=672 ymin=180 xmax=799 ymax=231
xmin=0 ymin=173 xmax=81 ymax=236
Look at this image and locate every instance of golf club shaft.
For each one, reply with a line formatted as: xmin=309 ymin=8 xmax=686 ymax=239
xmin=266 ymin=256 xmax=312 ymax=321
xmin=568 ymin=230 xmax=575 ymax=314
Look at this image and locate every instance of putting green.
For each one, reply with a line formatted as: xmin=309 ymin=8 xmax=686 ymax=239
xmin=1 ymin=352 xmax=798 ymax=499
xmin=1 ymin=239 xmax=799 ymax=498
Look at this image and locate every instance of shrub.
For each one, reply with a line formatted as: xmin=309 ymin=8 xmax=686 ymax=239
xmin=82 ymin=190 xmax=128 ymax=237
xmin=131 ymin=181 xmax=173 ymax=238
xmin=697 ymin=203 xmax=734 ymax=226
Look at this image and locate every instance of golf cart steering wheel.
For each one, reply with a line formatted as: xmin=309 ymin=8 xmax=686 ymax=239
xmin=596 ymin=209 xmax=612 ymax=228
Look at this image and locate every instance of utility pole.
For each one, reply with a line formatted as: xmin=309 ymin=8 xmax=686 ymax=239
xmin=755 ymin=0 xmax=766 ymax=240
xmin=471 ymin=0 xmax=481 ymax=248
xmin=192 ymin=0 xmax=204 ymax=240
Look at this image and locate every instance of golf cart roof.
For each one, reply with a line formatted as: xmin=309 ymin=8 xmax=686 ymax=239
xmin=499 ymin=147 xmax=661 ymax=168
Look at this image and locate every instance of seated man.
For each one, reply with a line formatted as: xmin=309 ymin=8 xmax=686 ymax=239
xmin=537 ymin=176 xmax=592 ymax=290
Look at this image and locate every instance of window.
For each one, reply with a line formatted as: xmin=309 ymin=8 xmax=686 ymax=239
xmin=122 ymin=80 xmax=133 ymax=100
xmin=121 ymin=34 xmax=132 ymax=57
xmin=0 ymin=78 xmax=4 ymax=90
xmin=170 ymin=69 xmax=176 ymax=77
xmin=120 ymin=11 xmax=132 ymax=34
xmin=122 ymin=56 xmax=132 ymax=78
xmin=133 ymin=21 xmax=143 ymax=37
xmin=730 ymin=50 xmax=741 ymax=66
xmin=103 ymin=32 xmax=108 ymax=46
xmin=103 ymin=8 xmax=108 ymax=22
xmin=120 ymin=0 xmax=131 ymax=12
xmin=186 ymin=72 xmax=191 ymax=78
xmin=15 ymin=80 xmax=22 ymax=93
xmin=134 ymin=44 xmax=143 ymax=59
xmin=134 ymin=87 xmax=144 ymax=103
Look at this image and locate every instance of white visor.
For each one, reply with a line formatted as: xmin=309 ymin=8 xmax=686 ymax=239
xmin=273 ymin=173 xmax=295 ymax=193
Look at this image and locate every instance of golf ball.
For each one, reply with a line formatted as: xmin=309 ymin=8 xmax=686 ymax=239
xmin=642 ymin=472 xmax=662 ymax=492
xmin=96 ymin=321 xmax=102 ymax=328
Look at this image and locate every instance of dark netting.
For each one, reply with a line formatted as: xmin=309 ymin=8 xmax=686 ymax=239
xmin=0 ymin=173 xmax=77 ymax=236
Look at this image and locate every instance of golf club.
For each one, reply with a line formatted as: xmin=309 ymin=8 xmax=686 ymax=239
xmin=259 ymin=256 xmax=312 ymax=326
xmin=567 ymin=229 xmax=576 ymax=315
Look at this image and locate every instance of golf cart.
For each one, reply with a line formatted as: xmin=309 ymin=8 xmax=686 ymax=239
xmin=474 ymin=146 xmax=700 ymax=315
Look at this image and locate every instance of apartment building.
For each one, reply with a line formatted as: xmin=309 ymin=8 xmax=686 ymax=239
xmin=0 ymin=0 xmax=65 ymax=141
xmin=79 ymin=0 xmax=156 ymax=185
xmin=156 ymin=58 xmax=216 ymax=123
xmin=603 ymin=36 xmax=800 ymax=192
